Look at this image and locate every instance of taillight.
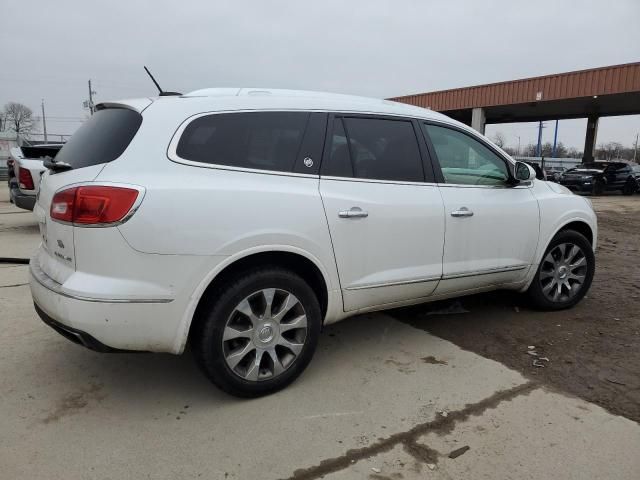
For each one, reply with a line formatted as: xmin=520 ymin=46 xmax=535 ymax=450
xmin=50 ymin=186 xmax=140 ymax=226
xmin=19 ymin=168 xmax=34 ymax=190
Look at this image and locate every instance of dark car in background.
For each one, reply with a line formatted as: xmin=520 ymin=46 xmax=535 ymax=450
xmin=632 ymin=164 xmax=640 ymax=193
xmin=560 ymin=162 xmax=638 ymax=195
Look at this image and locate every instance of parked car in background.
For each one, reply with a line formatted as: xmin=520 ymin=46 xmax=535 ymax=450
xmin=30 ymin=89 xmax=597 ymax=397
xmin=632 ymin=164 xmax=640 ymax=193
xmin=545 ymin=166 xmax=567 ymax=183
xmin=559 ymin=162 xmax=638 ymax=195
xmin=9 ymin=144 xmax=63 ymax=210
xmin=597 ymin=162 xmax=639 ymax=195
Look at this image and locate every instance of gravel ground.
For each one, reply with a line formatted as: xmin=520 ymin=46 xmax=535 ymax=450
xmin=392 ymin=193 xmax=640 ymax=423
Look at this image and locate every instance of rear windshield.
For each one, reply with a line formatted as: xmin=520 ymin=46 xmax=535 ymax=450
xmin=53 ymin=108 xmax=142 ymax=170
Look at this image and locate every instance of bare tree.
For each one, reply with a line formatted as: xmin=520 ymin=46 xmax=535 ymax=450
xmin=3 ymin=102 xmax=37 ymax=137
xmin=596 ymin=142 xmax=624 ymax=160
xmin=491 ymin=131 xmax=507 ymax=148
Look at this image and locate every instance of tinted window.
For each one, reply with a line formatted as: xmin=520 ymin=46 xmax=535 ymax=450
xmin=322 ymin=118 xmax=353 ymax=177
xmin=177 ymin=112 xmax=309 ymax=173
xmin=337 ymin=117 xmax=423 ymax=182
xmin=54 ymin=108 xmax=142 ymax=169
xmin=424 ymin=124 xmax=509 ymax=186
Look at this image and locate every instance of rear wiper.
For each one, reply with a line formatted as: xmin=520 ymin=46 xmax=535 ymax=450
xmin=43 ymin=156 xmax=73 ymax=172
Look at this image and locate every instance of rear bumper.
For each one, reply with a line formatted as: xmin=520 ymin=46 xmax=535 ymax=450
xmin=29 ymin=257 xmax=183 ymax=353
xmin=10 ymin=187 xmax=36 ymax=210
xmin=33 ymin=302 xmax=132 ymax=353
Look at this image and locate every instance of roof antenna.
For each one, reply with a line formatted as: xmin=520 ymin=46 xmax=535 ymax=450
xmin=143 ymin=66 xmax=182 ymax=96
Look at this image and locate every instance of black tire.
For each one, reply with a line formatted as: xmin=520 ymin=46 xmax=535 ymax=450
xmin=527 ymin=230 xmax=595 ymax=310
xmin=622 ymin=179 xmax=635 ymax=196
xmin=592 ymin=179 xmax=605 ymax=195
xmin=192 ymin=267 xmax=321 ymax=398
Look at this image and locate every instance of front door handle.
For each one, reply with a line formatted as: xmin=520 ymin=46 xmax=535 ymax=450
xmin=450 ymin=207 xmax=474 ymax=218
xmin=339 ymin=207 xmax=369 ymax=218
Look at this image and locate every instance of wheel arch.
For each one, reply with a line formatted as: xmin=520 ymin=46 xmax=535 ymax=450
xmin=556 ymin=220 xmax=594 ymax=246
xmin=522 ymin=217 xmax=595 ymax=293
xmin=175 ymin=247 xmax=334 ymax=353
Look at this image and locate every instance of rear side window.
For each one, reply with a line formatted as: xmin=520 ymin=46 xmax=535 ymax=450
xmin=54 ymin=108 xmax=142 ymax=169
xmin=322 ymin=116 xmax=424 ymax=182
xmin=176 ymin=112 xmax=309 ymax=173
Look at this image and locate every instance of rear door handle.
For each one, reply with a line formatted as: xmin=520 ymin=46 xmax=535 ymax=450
xmin=450 ymin=207 xmax=474 ymax=218
xmin=339 ymin=207 xmax=369 ymax=218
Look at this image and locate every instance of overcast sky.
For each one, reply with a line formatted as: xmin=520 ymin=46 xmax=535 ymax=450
xmin=1 ymin=0 xmax=639 ymax=150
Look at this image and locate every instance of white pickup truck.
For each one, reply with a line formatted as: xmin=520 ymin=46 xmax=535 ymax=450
xmin=9 ymin=144 xmax=63 ymax=211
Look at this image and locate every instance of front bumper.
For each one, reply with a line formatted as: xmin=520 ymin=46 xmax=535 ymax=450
xmin=10 ymin=187 xmax=36 ymax=211
xmin=559 ymin=181 xmax=593 ymax=193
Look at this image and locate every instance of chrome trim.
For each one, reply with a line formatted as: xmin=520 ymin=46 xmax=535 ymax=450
xmin=321 ymin=175 xmax=437 ymax=186
xmin=437 ymin=183 xmax=531 ymax=189
xmin=338 ymin=207 xmax=368 ymax=218
xmin=345 ymin=276 xmax=441 ymax=291
xmin=450 ymin=207 xmax=474 ymax=217
xmin=442 ymin=264 xmax=528 ymax=280
xmin=29 ymin=259 xmax=173 ymax=304
xmin=166 ymin=108 xmax=440 ymax=181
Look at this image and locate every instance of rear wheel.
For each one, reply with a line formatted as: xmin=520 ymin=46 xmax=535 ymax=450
xmin=527 ymin=230 xmax=595 ymax=310
xmin=622 ymin=179 xmax=636 ymax=196
xmin=192 ymin=267 xmax=321 ymax=397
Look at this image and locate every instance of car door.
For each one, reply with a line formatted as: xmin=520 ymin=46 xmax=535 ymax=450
xmin=319 ymin=115 xmax=445 ymax=312
xmin=421 ymin=122 xmax=540 ymax=294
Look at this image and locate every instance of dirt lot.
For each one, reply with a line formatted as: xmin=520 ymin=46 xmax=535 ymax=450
xmin=392 ymin=194 xmax=640 ymax=423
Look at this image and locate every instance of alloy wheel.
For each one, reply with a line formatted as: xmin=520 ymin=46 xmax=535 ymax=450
xmin=539 ymin=243 xmax=588 ymax=303
xmin=222 ymin=288 xmax=308 ymax=381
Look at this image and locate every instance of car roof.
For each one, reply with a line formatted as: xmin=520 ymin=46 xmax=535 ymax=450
xmin=100 ymin=88 xmax=456 ymax=123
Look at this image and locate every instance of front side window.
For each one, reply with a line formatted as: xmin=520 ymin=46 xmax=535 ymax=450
xmin=322 ymin=116 xmax=424 ymax=182
xmin=423 ymin=124 xmax=509 ymax=186
xmin=176 ymin=112 xmax=309 ymax=173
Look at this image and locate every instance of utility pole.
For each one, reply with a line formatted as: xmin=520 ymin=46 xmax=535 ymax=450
xmin=87 ymin=79 xmax=96 ymax=114
xmin=536 ymin=121 xmax=544 ymax=157
xmin=41 ymin=99 xmax=48 ymax=143
xmin=516 ymin=136 xmax=521 ymax=156
xmin=634 ymin=132 xmax=639 ymax=163
xmin=551 ymin=120 xmax=559 ymax=158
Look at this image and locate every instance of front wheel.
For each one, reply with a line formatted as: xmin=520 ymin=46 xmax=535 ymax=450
xmin=592 ymin=179 xmax=605 ymax=195
xmin=527 ymin=230 xmax=595 ymax=310
xmin=622 ymin=180 xmax=636 ymax=196
xmin=192 ymin=267 xmax=321 ymax=397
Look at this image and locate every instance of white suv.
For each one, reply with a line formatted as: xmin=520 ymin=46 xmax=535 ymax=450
xmin=30 ymin=89 xmax=597 ymax=397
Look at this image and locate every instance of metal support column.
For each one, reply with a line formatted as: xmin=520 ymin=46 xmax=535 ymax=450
xmin=582 ymin=116 xmax=599 ymax=163
xmin=471 ymin=108 xmax=486 ymax=135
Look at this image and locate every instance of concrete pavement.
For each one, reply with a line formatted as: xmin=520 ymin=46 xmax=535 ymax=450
xmin=1 ymin=185 xmax=638 ymax=479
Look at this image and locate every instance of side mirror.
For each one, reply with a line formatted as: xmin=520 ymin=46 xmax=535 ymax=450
xmin=515 ymin=161 xmax=533 ymax=181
